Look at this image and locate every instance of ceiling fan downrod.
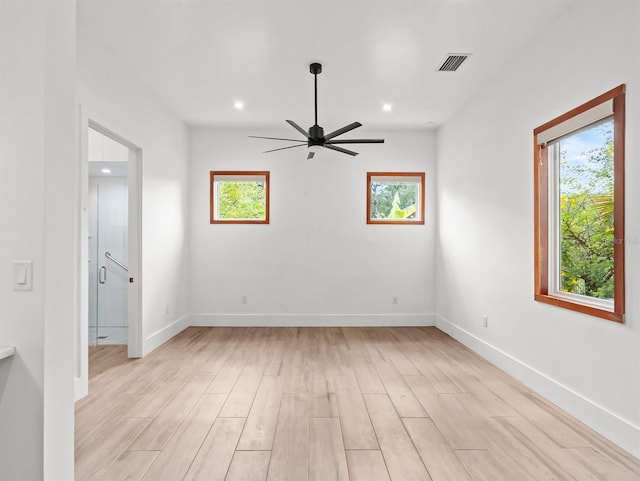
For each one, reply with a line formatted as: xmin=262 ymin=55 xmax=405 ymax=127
xmin=310 ymin=62 xmax=322 ymax=140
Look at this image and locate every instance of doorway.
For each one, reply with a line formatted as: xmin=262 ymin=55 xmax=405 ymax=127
xmin=76 ymin=113 xmax=142 ymax=401
xmin=88 ymin=128 xmax=129 ymax=345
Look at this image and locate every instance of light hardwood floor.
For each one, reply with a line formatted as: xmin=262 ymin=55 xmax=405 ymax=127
xmin=75 ymin=327 xmax=640 ymax=481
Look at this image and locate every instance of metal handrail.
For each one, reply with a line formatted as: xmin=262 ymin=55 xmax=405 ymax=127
xmin=105 ymin=251 xmax=128 ymax=272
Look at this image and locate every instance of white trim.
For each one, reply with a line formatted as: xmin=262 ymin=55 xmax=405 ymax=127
xmin=126 ymin=145 xmax=143 ymax=358
xmin=75 ymin=105 xmax=89 ymax=401
xmin=190 ymin=313 xmax=435 ymax=327
xmin=371 ymin=175 xmax=423 ymax=184
xmin=436 ymin=315 xmax=640 ymax=458
xmin=537 ymin=100 xmax=612 ymax=145
xmin=0 ymin=346 xmax=15 ymax=360
xmin=143 ymin=315 xmax=190 ymax=356
xmin=214 ymin=174 xmax=267 ymax=182
xmin=551 ymin=291 xmax=614 ymax=311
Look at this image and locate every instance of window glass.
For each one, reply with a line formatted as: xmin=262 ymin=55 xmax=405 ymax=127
xmin=552 ymin=118 xmax=614 ymax=301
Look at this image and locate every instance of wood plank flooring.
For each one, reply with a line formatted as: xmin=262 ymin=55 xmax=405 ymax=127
xmin=76 ymin=327 xmax=640 ymax=481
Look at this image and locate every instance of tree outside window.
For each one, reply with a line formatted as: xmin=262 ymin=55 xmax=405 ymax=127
xmin=210 ymin=171 xmax=270 ymax=224
xmin=367 ymin=172 xmax=425 ymax=225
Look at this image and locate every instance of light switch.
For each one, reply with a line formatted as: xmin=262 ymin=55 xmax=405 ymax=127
xmin=14 ymin=261 xmax=33 ymax=291
xmin=17 ymin=266 xmax=27 ymax=284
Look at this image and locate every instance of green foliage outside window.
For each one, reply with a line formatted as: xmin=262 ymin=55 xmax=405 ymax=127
xmin=559 ymin=121 xmax=614 ymax=299
xmin=370 ymin=182 xmax=417 ymax=219
xmin=217 ymin=180 xmax=266 ymax=219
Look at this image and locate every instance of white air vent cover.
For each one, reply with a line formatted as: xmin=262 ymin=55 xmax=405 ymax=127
xmin=438 ymin=54 xmax=471 ymax=72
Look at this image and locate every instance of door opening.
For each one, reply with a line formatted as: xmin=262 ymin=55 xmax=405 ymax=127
xmin=88 ymin=128 xmax=129 ymax=345
xmin=75 ymin=112 xmax=142 ymax=401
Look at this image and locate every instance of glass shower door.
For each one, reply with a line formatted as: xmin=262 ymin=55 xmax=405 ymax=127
xmin=89 ymin=177 xmax=128 ymax=345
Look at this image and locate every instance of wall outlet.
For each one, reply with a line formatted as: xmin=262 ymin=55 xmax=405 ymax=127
xmin=482 ymin=315 xmax=488 ymax=327
xmin=241 ymin=295 xmax=248 ymax=305
xmin=392 ymin=296 xmax=399 ymax=305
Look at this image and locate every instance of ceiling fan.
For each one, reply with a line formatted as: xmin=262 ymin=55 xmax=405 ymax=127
xmin=250 ymin=62 xmax=385 ymax=159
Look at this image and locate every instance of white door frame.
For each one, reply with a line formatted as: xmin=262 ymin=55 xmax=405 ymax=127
xmin=75 ymin=107 xmax=142 ymax=400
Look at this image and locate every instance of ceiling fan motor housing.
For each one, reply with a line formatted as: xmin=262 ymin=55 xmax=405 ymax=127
xmin=308 ymin=124 xmax=324 ymax=146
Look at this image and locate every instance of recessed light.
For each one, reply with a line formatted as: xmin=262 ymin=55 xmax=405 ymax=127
xmin=382 ymin=103 xmax=393 ymax=112
xmin=234 ymin=101 xmax=244 ymax=110
xmin=101 ymin=168 xmax=111 ymax=174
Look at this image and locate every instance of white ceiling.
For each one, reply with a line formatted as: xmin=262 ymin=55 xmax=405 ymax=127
xmin=77 ymin=0 xmax=577 ymax=130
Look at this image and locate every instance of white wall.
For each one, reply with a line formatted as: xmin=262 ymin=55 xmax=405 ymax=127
xmin=0 ymin=1 xmax=76 ymax=480
xmin=77 ymin=29 xmax=191 ymax=354
xmin=436 ymin=0 xmax=640 ymax=457
xmin=189 ymin=128 xmax=436 ymax=326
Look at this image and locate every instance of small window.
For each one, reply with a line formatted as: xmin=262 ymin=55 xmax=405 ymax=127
xmin=367 ymin=172 xmax=425 ymax=224
xmin=534 ymin=85 xmax=625 ymax=322
xmin=210 ymin=171 xmax=270 ymax=224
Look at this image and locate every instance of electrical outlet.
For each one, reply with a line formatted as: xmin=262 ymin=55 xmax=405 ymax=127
xmin=241 ymin=295 xmax=247 ymax=305
xmin=392 ymin=296 xmax=399 ymax=305
xmin=482 ymin=315 xmax=488 ymax=327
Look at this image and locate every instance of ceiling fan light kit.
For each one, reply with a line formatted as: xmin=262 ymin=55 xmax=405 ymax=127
xmin=250 ymin=62 xmax=384 ymax=159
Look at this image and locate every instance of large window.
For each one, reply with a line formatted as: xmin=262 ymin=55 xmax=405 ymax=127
xmin=210 ymin=171 xmax=270 ymax=224
xmin=534 ymin=85 xmax=625 ymax=322
xmin=367 ymin=172 xmax=425 ymax=224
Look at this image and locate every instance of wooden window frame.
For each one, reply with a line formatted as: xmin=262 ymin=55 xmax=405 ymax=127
xmin=533 ymin=85 xmax=625 ymax=322
xmin=210 ymin=171 xmax=270 ymax=224
xmin=367 ymin=172 xmax=426 ymax=225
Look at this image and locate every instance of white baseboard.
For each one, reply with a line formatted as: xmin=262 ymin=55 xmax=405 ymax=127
xmin=74 ymin=376 xmax=88 ymax=402
xmin=190 ymin=313 xmax=436 ymax=327
xmin=140 ymin=313 xmax=433 ymax=358
xmin=143 ymin=315 xmax=189 ymax=356
xmin=436 ymin=315 xmax=640 ymax=459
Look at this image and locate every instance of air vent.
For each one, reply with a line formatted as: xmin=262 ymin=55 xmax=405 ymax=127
xmin=438 ymin=54 xmax=471 ymax=72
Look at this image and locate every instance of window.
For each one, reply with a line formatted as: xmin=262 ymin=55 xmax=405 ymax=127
xmin=210 ymin=171 xmax=270 ymax=224
xmin=534 ymin=85 xmax=625 ymax=322
xmin=367 ymin=172 xmax=425 ymax=224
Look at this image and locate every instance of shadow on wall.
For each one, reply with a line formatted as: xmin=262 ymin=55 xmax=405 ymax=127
xmin=0 ymin=352 xmax=44 ymax=480
xmin=0 ymin=356 xmax=13 ymax=400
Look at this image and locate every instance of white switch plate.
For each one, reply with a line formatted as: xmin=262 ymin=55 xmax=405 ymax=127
xmin=14 ymin=261 xmax=33 ymax=291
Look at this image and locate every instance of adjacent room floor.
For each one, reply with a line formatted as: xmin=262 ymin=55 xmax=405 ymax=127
xmin=75 ymin=327 xmax=640 ymax=481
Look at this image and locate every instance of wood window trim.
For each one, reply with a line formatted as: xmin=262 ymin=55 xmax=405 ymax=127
xmin=533 ymin=85 xmax=625 ymax=323
xmin=367 ymin=172 xmax=426 ymax=225
xmin=210 ymin=170 xmax=270 ymax=224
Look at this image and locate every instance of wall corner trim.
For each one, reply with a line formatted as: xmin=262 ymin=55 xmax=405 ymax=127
xmin=435 ymin=315 xmax=640 ymax=459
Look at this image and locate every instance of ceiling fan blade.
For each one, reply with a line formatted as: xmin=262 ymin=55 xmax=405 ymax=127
xmin=307 ymin=151 xmax=315 ymax=160
xmin=325 ymin=139 xmax=385 ymax=144
xmin=324 ymin=144 xmax=358 ymax=156
xmin=286 ymin=120 xmax=310 ymax=138
xmin=324 ymin=122 xmax=362 ymax=141
xmin=263 ymin=144 xmax=307 ymax=153
xmin=249 ymin=135 xmax=306 ymax=142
